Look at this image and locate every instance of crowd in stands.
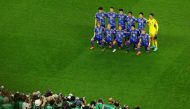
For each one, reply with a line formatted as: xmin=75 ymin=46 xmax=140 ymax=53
xmin=0 ymin=86 xmax=140 ymax=109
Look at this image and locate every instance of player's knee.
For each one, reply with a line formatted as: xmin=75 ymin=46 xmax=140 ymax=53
xmin=91 ymin=38 xmax=94 ymax=41
xmin=137 ymin=44 xmax=141 ymax=48
xmin=126 ymin=41 xmax=130 ymax=45
xmin=147 ymin=47 xmax=150 ymax=51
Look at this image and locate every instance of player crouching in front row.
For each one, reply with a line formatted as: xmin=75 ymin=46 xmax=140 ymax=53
xmin=136 ymin=29 xmax=150 ymax=55
xmin=101 ymin=24 xmax=115 ymax=51
xmin=112 ymin=26 xmax=126 ymax=52
xmin=126 ymin=25 xmax=140 ymax=54
xmin=90 ymin=22 xmax=104 ymax=50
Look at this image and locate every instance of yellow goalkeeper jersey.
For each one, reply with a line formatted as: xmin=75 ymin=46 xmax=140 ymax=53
xmin=147 ymin=18 xmax=159 ymax=34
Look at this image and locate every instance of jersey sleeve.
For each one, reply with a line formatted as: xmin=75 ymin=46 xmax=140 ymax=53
xmin=104 ymin=12 xmax=108 ymax=18
xmin=136 ymin=18 xmax=139 ymax=23
xmin=133 ymin=16 xmax=137 ymax=22
xmin=95 ymin=13 xmax=98 ymax=19
xmin=125 ymin=16 xmax=128 ymax=22
xmin=137 ymin=30 xmax=140 ymax=36
xmin=115 ymin=13 xmax=118 ymax=18
xmin=123 ymin=30 xmax=128 ymax=37
xmin=144 ymin=18 xmax=147 ymax=23
xmin=154 ymin=19 xmax=159 ymax=32
xmin=147 ymin=19 xmax=150 ymax=24
xmin=104 ymin=30 xmax=107 ymax=36
xmin=147 ymin=34 xmax=150 ymax=38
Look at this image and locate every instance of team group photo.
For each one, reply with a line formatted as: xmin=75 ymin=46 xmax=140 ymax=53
xmin=90 ymin=7 xmax=159 ymax=55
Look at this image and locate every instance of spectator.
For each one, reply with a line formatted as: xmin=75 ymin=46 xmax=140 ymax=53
xmin=123 ymin=105 xmax=129 ymax=109
xmin=104 ymin=98 xmax=115 ymax=109
xmin=1 ymin=97 xmax=13 ymax=109
xmin=54 ymin=94 xmax=63 ymax=109
xmin=22 ymin=95 xmax=31 ymax=109
xmin=46 ymin=99 xmax=55 ymax=109
xmin=114 ymin=101 xmax=121 ymax=109
xmin=95 ymin=98 xmax=104 ymax=109
xmin=62 ymin=100 xmax=69 ymax=109
xmin=90 ymin=100 xmax=96 ymax=108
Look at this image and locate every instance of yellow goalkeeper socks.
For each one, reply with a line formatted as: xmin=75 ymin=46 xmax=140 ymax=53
xmin=151 ymin=40 xmax=155 ymax=47
xmin=155 ymin=40 xmax=158 ymax=48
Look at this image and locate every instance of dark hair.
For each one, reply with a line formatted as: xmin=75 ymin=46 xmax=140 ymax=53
xmin=49 ymin=99 xmax=55 ymax=106
xmin=114 ymin=101 xmax=120 ymax=107
xmin=139 ymin=12 xmax=144 ymax=15
xmin=119 ymin=9 xmax=124 ymax=12
xmin=110 ymin=7 xmax=114 ymax=9
xmin=90 ymin=101 xmax=96 ymax=106
xmin=150 ymin=13 xmax=154 ymax=16
xmin=135 ymin=106 xmax=140 ymax=109
xmin=98 ymin=98 xmax=103 ymax=103
xmin=71 ymin=96 xmax=75 ymax=101
xmin=98 ymin=7 xmax=103 ymax=10
xmin=131 ymin=25 xmax=135 ymax=28
xmin=128 ymin=11 xmax=132 ymax=14
xmin=79 ymin=98 xmax=84 ymax=104
xmin=44 ymin=90 xmax=52 ymax=97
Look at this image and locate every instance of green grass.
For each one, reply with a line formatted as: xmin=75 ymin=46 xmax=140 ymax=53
xmin=0 ymin=0 xmax=190 ymax=108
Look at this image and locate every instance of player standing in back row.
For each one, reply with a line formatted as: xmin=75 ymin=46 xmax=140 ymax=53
xmin=125 ymin=11 xmax=136 ymax=34
xmin=118 ymin=9 xmax=127 ymax=30
xmin=147 ymin=13 xmax=159 ymax=51
xmin=106 ymin=7 xmax=117 ymax=30
xmin=136 ymin=12 xmax=147 ymax=32
xmin=95 ymin=7 xmax=107 ymax=28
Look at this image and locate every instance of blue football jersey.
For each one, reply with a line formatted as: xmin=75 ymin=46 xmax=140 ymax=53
xmin=94 ymin=27 xmax=104 ymax=38
xmin=139 ymin=33 xmax=149 ymax=45
xmin=115 ymin=30 xmax=125 ymax=42
xmin=125 ymin=16 xmax=136 ymax=31
xmin=106 ymin=12 xmax=117 ymax=26
xmin=136 ymin=18 xmax=147 ymax=30
xmin=105 ymin=29 xmax=115 ymax=38
xmin=118 ymin=14 xmax=126 ymax=26
xmin=95 ymin=12 xmax=106 ymax=26
xmin=129 ymin=29 xmax=140 ymax=43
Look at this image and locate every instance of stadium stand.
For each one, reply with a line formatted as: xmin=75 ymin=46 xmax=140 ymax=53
xmin=0 ymin=86 xmax=140 ymax=109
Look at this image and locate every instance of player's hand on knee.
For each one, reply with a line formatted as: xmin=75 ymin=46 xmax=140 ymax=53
xmin=126 ymin=40 xmax=130 ymax=44
xmin=113 ymin=40 xmax=116 ymax=45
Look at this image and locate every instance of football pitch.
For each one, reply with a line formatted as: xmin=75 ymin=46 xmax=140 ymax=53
xmin=0 ymin=0 xmax=190 ymax=108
